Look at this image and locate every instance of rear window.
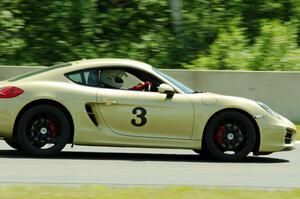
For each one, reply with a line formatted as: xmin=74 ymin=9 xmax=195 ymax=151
xmin=66 ymin=69 xmax=99 ymax=87
xmin=8 ymin=62 xmax=72 ymax=81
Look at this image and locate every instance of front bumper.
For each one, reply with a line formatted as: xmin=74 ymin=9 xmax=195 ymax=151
xmin=280 ymin=145 xmax=295 ymax=151
xmin=257 ymin=115 xmax=297 ymax=153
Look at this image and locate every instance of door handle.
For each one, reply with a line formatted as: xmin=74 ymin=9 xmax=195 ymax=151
xmin=101 ymin=98 xmax=118 ymax=105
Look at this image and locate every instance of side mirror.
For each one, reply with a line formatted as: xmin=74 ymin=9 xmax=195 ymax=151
xmin=158 ymin=83 xmax=175 ymax=99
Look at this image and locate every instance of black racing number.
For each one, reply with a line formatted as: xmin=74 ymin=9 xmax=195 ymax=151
xmin=131 ymin=107 xmax=147 ymax=127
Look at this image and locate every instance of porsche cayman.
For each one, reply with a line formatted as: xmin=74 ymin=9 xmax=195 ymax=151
xmin=0 ymin=59 xmax=296 ymax=161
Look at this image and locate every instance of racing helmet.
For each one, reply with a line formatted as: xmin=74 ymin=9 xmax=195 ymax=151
xmin=100 ymin=70 xmax=126 ymax=89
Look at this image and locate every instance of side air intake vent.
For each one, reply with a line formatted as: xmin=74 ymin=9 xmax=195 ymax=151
xmin=85 ymin=104 xmax=98 ymax=126
xmin=285 ymin=128 xmax=295 ymax=144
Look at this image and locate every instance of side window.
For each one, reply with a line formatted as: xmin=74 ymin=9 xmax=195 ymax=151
xmin=99 ymin=69 xmax=137 ymax=90
xmin=66 ymin=69 xmax=98 ymax=87
xmin=99 ymin=68 xmax=163 ymax=92
xmin=67 ymin=73 xmax=83 ymax=84
xmin=121 ymin=72 xmax=142 ymax=89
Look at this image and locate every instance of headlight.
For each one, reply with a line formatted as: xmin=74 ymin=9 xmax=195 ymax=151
xmin=257 ymin=102 xmax=281 ymax=119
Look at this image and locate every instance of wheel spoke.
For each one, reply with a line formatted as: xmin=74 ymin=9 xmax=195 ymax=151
xmin=17 ymin=105 xmax=70 ymax=156
xmin=206 ymin=111 xmax=256 ymax=161
xmin=214 ymin=120 xmax=249 ymax=155
xmin=25 ymin=112 xmax=62 ymax=150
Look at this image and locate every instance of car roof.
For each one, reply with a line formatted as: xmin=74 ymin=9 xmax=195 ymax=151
xmin=7 ymin=58 xmax=154 ymax=82
xmin=68 ymin=58 xmax=153 ymax=71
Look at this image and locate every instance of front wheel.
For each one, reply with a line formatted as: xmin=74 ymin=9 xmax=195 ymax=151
xmin=17 ymin=105 xmax=70 ymax=157
xmin=193 ymin=149 xmax=211 ymax=157
xmin=204 ymin=111 xmax=256 ymax=161
xmin=4 ymin=139 xmax=22 ymax=151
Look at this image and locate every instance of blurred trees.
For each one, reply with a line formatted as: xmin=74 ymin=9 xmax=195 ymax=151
xmin=185 ymin=19 xmax=250 ymax=70
xmin=0 ymin=0 xmax=300 ymax=70
xmin=0 ymin=0 xmax=24 ymax=64
xmin=248 ymin=20 xmax=300 ymax=71
xmin=182 ymin=0 xmax=300 ymax=70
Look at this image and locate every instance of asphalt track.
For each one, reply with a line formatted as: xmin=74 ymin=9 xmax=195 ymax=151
xmin=0 ymin=140 xmax=299 ymax=188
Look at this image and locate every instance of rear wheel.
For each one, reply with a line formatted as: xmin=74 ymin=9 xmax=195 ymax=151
xmin=204 ymin=111 xmax=256 ymax=161
xmin=17 ymin=105 xmax=70 ymax=156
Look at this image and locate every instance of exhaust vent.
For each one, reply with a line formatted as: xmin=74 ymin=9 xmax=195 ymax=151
xmin=85 ymin=104 xmax=98 ymax=126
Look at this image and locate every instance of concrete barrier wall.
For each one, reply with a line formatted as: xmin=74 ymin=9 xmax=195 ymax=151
xmin=0 ymin=66 xmax=299 ymax=122
xmin=0 ymin=66 xmax=44 ymax=80
xmin=165 ymin=70 xmax=300 ymax=123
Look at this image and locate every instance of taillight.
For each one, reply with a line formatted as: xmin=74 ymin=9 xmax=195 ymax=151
xmin=0 ymin=86 xmax=24 ymax=98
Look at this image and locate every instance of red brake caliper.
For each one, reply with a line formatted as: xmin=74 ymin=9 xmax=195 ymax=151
xmin=216 ymin=124 xmax=225 ymax=145
xmin=48 ymin=120 xmax=58 ymax=138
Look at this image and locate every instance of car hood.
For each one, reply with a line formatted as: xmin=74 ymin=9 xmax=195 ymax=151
xmin=195 ymin=92 xmax=258 ymax=107
xmin=187 ymin=92 xmax=267 ymax=121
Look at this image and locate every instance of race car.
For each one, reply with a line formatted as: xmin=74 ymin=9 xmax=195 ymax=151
xmin=0 ymin=59 xmax=296 ymax=161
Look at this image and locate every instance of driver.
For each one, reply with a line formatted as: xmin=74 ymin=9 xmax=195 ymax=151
xmin=130 ymin=81 xmax=153 ymax=91
xmin=100 ymin=69 xmax=153 ymax=91
xmin=99 ymin=70 xmax=127 ymax=89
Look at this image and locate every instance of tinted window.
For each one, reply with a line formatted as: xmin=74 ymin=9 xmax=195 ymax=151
xmin=66 ymin=69 xmax=98 ymax=87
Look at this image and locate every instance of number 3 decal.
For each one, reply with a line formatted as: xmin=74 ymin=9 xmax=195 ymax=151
xmin=131 ymin=107 xmax=147 ymax=127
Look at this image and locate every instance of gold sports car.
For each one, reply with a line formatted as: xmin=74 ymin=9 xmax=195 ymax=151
xmin=0 ymin=59 xmax=296 ymax=161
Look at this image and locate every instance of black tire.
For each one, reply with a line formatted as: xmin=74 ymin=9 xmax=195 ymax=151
xmin=4 ymin=139 xmax=22 ymax=151
xmin=193 ymin=148 xmax=211 ymax=156
xmin=16 ymin=105 xmax=70 ymax=157
xmin=258 ymin=152 xmax=273 ymax=156
xmin=193 ymin=149 xmax=201 ymax=154
xmin=204 ymin=111 xmax=256 ymax=161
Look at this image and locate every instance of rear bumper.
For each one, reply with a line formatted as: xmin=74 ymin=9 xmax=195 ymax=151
xmin=0 ymin=97 xmax=28 ymax=139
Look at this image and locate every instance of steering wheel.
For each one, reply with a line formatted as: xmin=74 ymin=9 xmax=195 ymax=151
xmin=144 ymin=81 xmax=152 ymax=91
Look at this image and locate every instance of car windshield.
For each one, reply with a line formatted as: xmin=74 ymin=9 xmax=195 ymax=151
xmin=8 ymin=62 xmax=72 ymax=81
xmin=153 ymin=67 xmax=196 ymax=94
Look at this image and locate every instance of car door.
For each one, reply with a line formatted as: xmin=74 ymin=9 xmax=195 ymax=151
xmin=96 ymin=68 xmax=194 ymax=140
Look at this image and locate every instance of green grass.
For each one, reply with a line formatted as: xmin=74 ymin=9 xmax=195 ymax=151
xmin=0 ymin=186 xmax=300 ymax=199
